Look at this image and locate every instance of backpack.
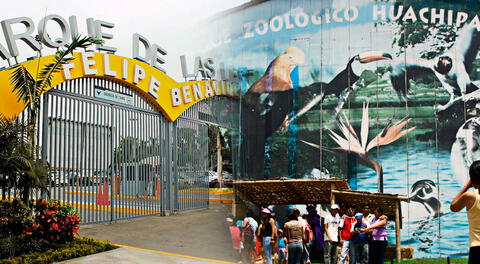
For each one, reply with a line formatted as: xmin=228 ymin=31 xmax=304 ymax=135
xmin=304 ymin=222 xmax=314 ymax=243
xmin=243 ymin=223 xmax=255 ymax=243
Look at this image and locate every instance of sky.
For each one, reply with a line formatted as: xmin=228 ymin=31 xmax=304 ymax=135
xmin=0 ymin=0 xmax=250 ymax=80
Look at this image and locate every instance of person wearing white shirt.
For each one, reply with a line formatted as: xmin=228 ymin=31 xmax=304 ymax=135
xmin=324 ymin=204 xmax=340 ymax=264
xmin=362 ymin=204 xmax=375 ymax=227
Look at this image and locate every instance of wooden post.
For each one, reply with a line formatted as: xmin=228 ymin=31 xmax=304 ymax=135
xmin=330 ymin=183 xmax=336 ymax=205
xmin=395 ymin=200 xmax=401 ymax=263
xmin=232 ymin=184 xmax=237 ymax=216
xmin=217 ymin=131 xmax=223 ymax=188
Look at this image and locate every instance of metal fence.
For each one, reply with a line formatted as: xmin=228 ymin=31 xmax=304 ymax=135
xmin=33 ymin=77 xmax=216 ymax=224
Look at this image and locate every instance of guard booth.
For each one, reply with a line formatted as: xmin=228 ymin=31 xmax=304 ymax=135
xmin=119 ymin=157 xmax=161 ymax=197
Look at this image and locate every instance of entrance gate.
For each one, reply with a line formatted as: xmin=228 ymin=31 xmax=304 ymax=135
xmin=41 ymin=77 xmax=209 ymax=224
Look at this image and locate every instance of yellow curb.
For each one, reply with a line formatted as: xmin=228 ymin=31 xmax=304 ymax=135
xmin=60 ymin=201 xmax=162 ymax=215
xmin=64 ymin=190 xmax=161 ymax=200
xmin=64 ymin=190 xmax=215 ymax=199
xmin=208 ymin=199 xmax=233 ymax=204
xmin=209 ymin=191 xmax=233 ymax=195
xmin=63 ymin=190 xmax=230 ymax=203
xmin=113 ymin=244 xmax=236 ymax=264
xmin=208 ymin=188 xmax=233 ymax=195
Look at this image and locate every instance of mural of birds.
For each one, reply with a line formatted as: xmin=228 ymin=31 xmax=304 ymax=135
xmin=451 ymin=117 xmax=480 ymax=186
xmin=390 ymin=25 xmax=480 ymax=112
xmin=401 ymin=179 xmax=441 ymax=220
xmin=285 ymin=50 xmax=392 ymax=126
xmin=301 ymin=103 xmax=415 ymax=192
xmin=242 ymin=46 xmax=305 ymax=179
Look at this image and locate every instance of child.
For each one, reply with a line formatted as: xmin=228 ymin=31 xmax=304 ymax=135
xmin=277 ymin=229 xmax=288 ymax=264
xmin=350 ymin=213 xmax=369 ymax=264
xmin=227 ymin=218 xmax=241 ymax=254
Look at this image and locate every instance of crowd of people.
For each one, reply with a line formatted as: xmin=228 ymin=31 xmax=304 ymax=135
xmin=226 ymin=204 xmax=389 ymax=264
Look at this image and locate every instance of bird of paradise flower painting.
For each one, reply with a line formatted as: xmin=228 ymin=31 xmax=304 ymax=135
xmin=302 ymin=103 xmax=416 ymax=192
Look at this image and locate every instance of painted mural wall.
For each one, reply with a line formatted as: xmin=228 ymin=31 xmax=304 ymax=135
xmin=193 ymin=0 xmax=480 ymax=258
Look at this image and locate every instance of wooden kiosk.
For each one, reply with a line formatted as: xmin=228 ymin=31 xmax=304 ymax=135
xmin=233 ymin=178 xmax=410 ymax=263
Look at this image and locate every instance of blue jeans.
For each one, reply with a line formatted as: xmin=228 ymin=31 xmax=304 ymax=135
xmin=262 ymin=236 xmax=272 ymax=264
xmin=288 ymin=241 xmax=303 ymax=264
xmin=350 ymin=240 xmax=368 ymax=264
xmin=302 ymin=241 xmax=311 ymax=263
xmin=324 ymin=241 xmax=339 ymax=264
xmin=339 ymin=240 xmax=350 ymax=264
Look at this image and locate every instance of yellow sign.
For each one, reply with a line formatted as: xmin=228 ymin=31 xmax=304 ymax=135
xmin=0 ymin=52 xmax=239 ymax=121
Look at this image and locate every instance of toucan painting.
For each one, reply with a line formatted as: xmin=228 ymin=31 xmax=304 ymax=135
xmin=286 ymin=50 xmax=393 ymax=125
xmin=242 ymin=47 xmax=393 ymax=179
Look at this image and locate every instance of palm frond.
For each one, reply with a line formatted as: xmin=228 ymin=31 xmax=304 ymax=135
xmin=29 ymin=162 xmax=49 ymax=192
xmin=0 ymin=115 xmax=16 ymax=136
xmin=10 ymin=65 xmax=36 ymax=103
xmin=66 ymin=36 xmax=103 ymax=53
xmin=7 ymin=155 xmax=33 ymax=171
xmin=37 ymin=35 xmax=102 ymax=92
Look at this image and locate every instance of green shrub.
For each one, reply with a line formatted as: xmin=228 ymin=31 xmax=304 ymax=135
xmin=32 ymin=199 xmax=80 ymax=242
xmin=16 ymin=237 xmax=52 ymax=255
xmin=0 ymin=200 xmax=34 ymax=258
xmin=0 ymin=199 xmax=33 ymax=237
xmin=0 ymin=199 xmax=82 ymax=258
xmin=0 ymin=237 xmax=117 ymax=264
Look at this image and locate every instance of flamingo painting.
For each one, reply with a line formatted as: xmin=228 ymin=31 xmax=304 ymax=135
xmin=302 ymin=103 xmax=415 ymax=192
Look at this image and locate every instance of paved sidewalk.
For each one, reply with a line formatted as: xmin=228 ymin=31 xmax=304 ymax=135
xmin=57 ymin=247 xmax=235 ymax=264
xmin=74 ymin=203 xmax=239 ymax=263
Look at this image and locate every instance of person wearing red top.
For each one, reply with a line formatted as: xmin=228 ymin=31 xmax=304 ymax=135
xmin=339 ymin=207 xmax=356 ymax=264
xmin=227 ymin=218 xmax=242 ymax=260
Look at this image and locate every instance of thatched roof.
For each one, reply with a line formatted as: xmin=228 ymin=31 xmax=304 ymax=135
xmin=233 ymin=178 xmax=350 ymax=206
xmin=233 ymin=178 xmax=408 ymax=220
xmin=332 ymin=190 xmax=408 ymax=220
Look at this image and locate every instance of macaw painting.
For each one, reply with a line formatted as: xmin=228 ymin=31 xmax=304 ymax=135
xmin=189 ymin=0 xmax=480 ymax=258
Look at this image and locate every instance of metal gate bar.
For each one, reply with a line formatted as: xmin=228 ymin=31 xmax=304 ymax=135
xmin=23 ymin=77 xmax=241 ymax=225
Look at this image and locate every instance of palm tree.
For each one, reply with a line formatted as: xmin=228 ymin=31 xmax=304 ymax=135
xmin=302 ymin=103 xmax=415 ymax=192
xmin=0 ymin=115 xmax=24 ymax=199
xmin=11 ymin=36 xmax=103 ymax=157
xmin=7 ymin=36 xmax=102 ymax=203
xmin=0 ymin=115 xmax=48 ymax=201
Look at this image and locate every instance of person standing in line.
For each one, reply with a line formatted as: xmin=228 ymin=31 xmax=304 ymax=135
xmin=241 ymin=211 xmax=258 ymax=264
xmin=284 ymin=209 xmax=304 ymax=264
xmin=350 ymin=213 xmax=369 ymax=264
xmin=306 ymin=204 xmax=324 ymax=260
xmin=277 ymin=229 xmax=288 ymax=264
xmin=271 ymin=212 xmax=280 ymax=260
xmin=363 ymin=208 xmax=387 ymax=264
xmin=292 ymin=208 xmax=312 ymax=264
xmin=358 ymin=204 xmax=374 ymax=263
xmin=339 ymin=207 xmax=355 ymax=264
xmin=362 ymin=204 xmax=374 ymax=226
xmin=257 ymin=208 xmax=277 ymax=264
xmin=324 ymin=204 xmax=341 ymax=264
xmin=226 ymin=217 xmax=242 ymax=260
xmin=451 ymin=161 xmax=480 ymax=264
